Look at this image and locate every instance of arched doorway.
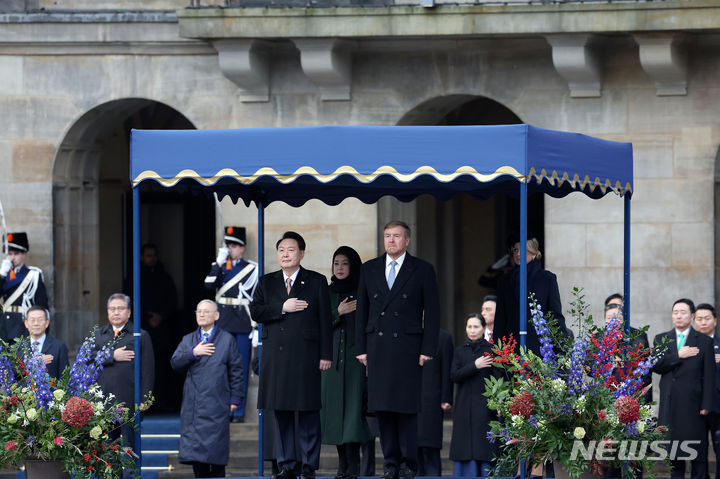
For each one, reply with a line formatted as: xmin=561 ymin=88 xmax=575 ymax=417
xmin=52 ymin=99 xmax=215 ymax=351
xmin=381 ymin=95 xmax=544 ymax=340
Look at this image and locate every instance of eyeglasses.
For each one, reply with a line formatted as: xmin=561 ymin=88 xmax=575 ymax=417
xmin=107 ymin=307 xmax=127 ymax=313
xmin=195 ymin=310 xmax=216 ymax=316
xmin=511 ymin=247 xmax=520 ymax=254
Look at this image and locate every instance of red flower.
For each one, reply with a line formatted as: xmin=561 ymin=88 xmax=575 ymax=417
xmin=54 ymin=437 xmax=64 ymax=446
xmin=5 ymin=441 xmax=17 ymax=451
xmin=603 ymin=437 xmax=613 ymax=447
xmin=597 ymin=409 xmax=607 ymax=419
xmin=657 ymin=426 xmax=666 ymax=433
xmin=509 ymin=392 xmax=535 ymax=418
xmin=614 ymin=395 xmax=640 ymax=424
xmin=61 ymin=397 xmax=94 ymax=428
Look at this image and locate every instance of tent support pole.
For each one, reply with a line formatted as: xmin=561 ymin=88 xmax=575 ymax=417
xmin=132 ymin=187 xmax=142 ymax=466
xmin=623 ymin=195 xmax=631 ymax=334
xmin=519 ymin=181 xmax=527 ymax=479
xmin=258 ymin=200 xmax=265 ymax=477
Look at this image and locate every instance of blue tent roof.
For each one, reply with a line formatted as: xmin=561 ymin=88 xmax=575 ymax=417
xmin=130 ymin=124 xmax=633 ymax=205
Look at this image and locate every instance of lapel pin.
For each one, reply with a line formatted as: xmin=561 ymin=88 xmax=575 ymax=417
xmin=301 ymin=281 xmax=305 ymax=285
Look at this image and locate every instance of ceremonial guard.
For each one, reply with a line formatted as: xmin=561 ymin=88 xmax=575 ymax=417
xmin=0 ymin=232 xmax=47 ymax=341
xmin=204 ymin=226 xmax=258 ymax=422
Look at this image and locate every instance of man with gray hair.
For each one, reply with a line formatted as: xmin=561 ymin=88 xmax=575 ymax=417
xmin=94 ymin=293 xmax=155 ymax=449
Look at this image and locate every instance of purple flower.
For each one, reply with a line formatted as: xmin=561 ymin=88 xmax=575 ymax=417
xmin=24 ymin=349 xmax=52 ymax=409
xmin=486 ymin=431 xmax=496 ymax=444
xmin=26 ymin=435 xmax=35 ymax=448
xmin=614 ymin=355 xmax=656 ymax=399
xmin=622 ymin=421 xmax=639 ymax=438
xmin=528 ymin=415 xmax=539 ymax=428
xmin=529 ymin=300 xmax=556 ymax=369
xmin=67 ymin=335 xmax=108 ymax=396
xmin=0 ymin=345 xmax=16 ymax=395
xmin=568 ymin=336 xmax=588 ymax=395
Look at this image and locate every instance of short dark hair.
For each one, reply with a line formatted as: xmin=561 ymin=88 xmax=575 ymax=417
xmin=696 ymin=303 xmax=716 ymax=317
xmin=141 ymin=243 xmax=157 ymax=255
xmin=25 ymin=305 xmax=49 ymax=321
xmin=276 ymin=231 xmax=306 ymax=251
xmin=466 ymin=312 xmax=486 ymax=327
xmin=604 ymin=293 xmax=623 ymax=307
xmin=673 ymin=298 xmax=696 ymax=314
xmin=383 ymin=220 xmax=411 ymax=238
xmin=482 ymin=295 xmax=497 ymax=304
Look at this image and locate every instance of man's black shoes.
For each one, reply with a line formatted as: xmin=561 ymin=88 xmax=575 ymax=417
xmin=273 ymin=468 xmax=297 ymax=479
xmin=301 ymin=465 xmax=316 ymax=479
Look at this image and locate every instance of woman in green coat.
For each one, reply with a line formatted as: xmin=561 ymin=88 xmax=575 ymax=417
xmin=321 ymin=246 xmax=373 ymax=479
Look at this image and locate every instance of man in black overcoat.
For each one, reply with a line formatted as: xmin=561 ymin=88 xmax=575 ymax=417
xmin=95 ymin=293 xmax=155 ymax=449
xmin=692 ymin=303 xmax=720 ymax=479
xmin=24 ymin=305 xmax=69 ymax=379
xmin=250 ymin=231 xmax=332 ymax=479
xmin=653 ymin=298 xmax=715 ymax=479
xmin=417 ymin=328 xmax=453 ymax=476
xmin=355 ymin=220 xmax=441 ymax=479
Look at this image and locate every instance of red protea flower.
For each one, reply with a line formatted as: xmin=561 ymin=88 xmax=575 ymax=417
xmin=509 ymin=392 xmax=535 ymax=418
xmin=597 ymin=409 xmax=607 ymax=419
xmin=614 ymin=395 xmax=640 ymax=424
xmin=5 ymin=441 xmax=16 ymax=451
xmin=61 ymin=397 xmax=94 ymax=428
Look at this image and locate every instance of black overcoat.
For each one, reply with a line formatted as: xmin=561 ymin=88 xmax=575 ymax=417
xmin=251 ymin=266 xmax=332 ymax=411
xmin=418 ymin=329 xmax=453 ymax=448
xmin=448 ymin=339 xmax=498 ymax=462
xmin=171 ymin=327 xmax=244 ymax=466
xmin=653 ymin=328 xmax=714 ymax=449
xmin=494 ymin=259 xmax=567 ymax=356
xmin=355 ymin=253 xmax=440 ymax=414
xmin=94 ymin=321 xmax=155 ymax=407
xmin=41 ymin=334 xmax=69 ymax=379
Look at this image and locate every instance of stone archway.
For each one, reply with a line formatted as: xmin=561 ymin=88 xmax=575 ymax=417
xmin=52 ymin=99 xmax=197 ymax=351
xmin=379 ymin=95 xmax=543 ymax=339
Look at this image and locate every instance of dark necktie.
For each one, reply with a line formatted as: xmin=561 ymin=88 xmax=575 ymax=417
xmin=202 ymin=332 xmax=209 ymax=344
xmin=286 ymin=278 xmax=292 ymax=295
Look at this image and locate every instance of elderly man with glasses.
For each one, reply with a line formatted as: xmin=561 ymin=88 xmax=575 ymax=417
xmin=94 ymin=293 xmax=155 ymax=450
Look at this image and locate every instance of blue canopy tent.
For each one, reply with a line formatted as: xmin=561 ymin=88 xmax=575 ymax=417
xmin=129 ymin=124 xmax=633 ymax=475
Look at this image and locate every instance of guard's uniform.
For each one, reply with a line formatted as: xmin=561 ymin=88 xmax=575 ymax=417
xmin=204 ymin=226 xmax=258 ymax=421
xmin=1 ymin=233 xmax=47 ymax=341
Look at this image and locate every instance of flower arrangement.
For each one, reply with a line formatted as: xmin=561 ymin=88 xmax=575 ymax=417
xmin=484 ymin=288 xmax=670 ymax=479
xmin=0 ymin=332 xmax=152 ymax=478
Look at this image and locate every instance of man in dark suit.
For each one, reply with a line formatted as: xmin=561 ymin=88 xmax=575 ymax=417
xmin=250 ymin=231 xmax=332 ymax=479
xmin=693 ymin=303 xmax=720 ymax=479
xmin=653 ymin=298 xmax=715 ymax=479
xmin=23 ymin=305 xmax=69 ymax=378
xmin=356 ymin=220 xmax=441 ymax=479
xmin=417 ymin=328 xmax=453 ymax=476
xmin=95 ymin=293 xmax=155 ymax=449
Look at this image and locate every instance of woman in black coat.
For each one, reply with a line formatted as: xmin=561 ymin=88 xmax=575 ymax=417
xmin=449 ymin=313 xmax=497 ymax=477
xmin=171 ymin=299 xmax=244 ymax=478
xmin=494 ymin=237 xmax=568 ymax=356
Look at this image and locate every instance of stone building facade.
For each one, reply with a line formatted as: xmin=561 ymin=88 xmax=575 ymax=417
xmin=1 ymin=0 xmax=718 ymax=349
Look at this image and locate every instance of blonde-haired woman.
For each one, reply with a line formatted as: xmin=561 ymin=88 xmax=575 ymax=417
xmin=493 ymin=237 xmax=568 ymax=357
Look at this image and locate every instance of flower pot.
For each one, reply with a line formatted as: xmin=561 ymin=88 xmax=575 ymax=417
xmin=553 ymin=461 xmax=596 ymax=479
xmin=24 ymin=459 xmax=70 ymax=479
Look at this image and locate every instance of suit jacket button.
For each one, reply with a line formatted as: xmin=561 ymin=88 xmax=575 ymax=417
xmin=378 ymin=331 xmax=383 ymax=336
xmin=394 ymin=312 xmax=399 ymax=317
xmin=402 ymin=294 xmax=407 ymax=298
xmin=373 ymin=293 xmax=378 ymax=299
xmin=380 ymin=312 xmax=385 ymax=316
xmin=393 ymin=333 xmax=398 ymax=338
xmin=280 ymin=327 xmax=284 ymax=332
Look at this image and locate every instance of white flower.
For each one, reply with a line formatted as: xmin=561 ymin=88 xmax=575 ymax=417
xmin=107 ymin=393 xmax=115 ymax=401
xmin=575 ymin=395 xmax=586 ymax=411
xmin=90 ymin=426 xmax=102 ymax=439
xmin=53 ymin=389 xmax=65 ymax=401
xmin=25 ymin=408 xmax=37 ymax=421
xmin=637 ymin=421 xmax=646 ymax=433
xmin=58 ymin=404 xmax=66 ymax=412
xmin=7 ymin=415 xmax=18 ymax=424
xmin=511 ymin=415 xmax=524 ymax=426
xmin=640 ymin=405 xmax=651 ymax=420
xmin=551 ymin=378 xmax=566 ymax=391
xmin=574 ymin=427 xmax=586 ymax=439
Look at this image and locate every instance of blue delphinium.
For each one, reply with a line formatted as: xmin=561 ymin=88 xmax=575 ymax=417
xmin=67 ymin=335 xmax=109 ymax=396
xmin=529 ymin=302 xmax=557 ymax=369
xmin=0 ymin=345 xmax=16 ymax=394
xmin=622 ymin=421 xmax=639 ymax=438
xmin=486 ymin=431 xmax=496 ymax=444
xmin=24 ymin=350 xmax=53 ymax=409
xmin=528 ymin=415 xmax=539 ymax=428
xmin=614 ymin=355 xmax=656 ymax=399
xmin=568 ymin=335 xmax=588 ymax=395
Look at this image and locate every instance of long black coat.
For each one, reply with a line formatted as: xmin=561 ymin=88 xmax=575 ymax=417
xmin=171 ymin=327 xmax=244 ymax=465
xmin=449 ymin=339 xmax=497 ymax=462
xmin=653 ymin=328 xmax=714 ymax=449
xmin=418 ymin=329 xmax=453 ymax=448
xmin=251 ymin=267 xmax=332 ymax=411
xmin=41 ymin=334 xmax=69 ymax=379
xmin=355 ymin=253 xmax=440 ymax=414
xmin=94 ymin=321 xmax=155 ymax=407
xmin=494 ymin=259 xmax=567 ymax=356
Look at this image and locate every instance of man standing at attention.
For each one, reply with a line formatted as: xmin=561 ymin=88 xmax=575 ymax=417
xmin=250 ymin=231 xmax=331 ymax=479
xmin=205 ymin=226 xmax=258 ymax=423
xmin=356 ymin=220 xmax=441 ymax=479
xmin=1 ymin=232 xmax=47 ymax=341
xmin=95 ymin=293 xmax=155 ymax=448
xmin=24 ymin=305 xmax=69 ymax=378
xmin=653 ymin=298 xmax=714 ymax=479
